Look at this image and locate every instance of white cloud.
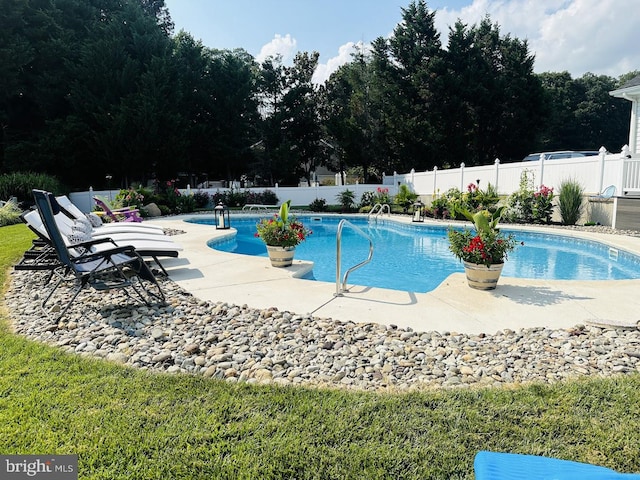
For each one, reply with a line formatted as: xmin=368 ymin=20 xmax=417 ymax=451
xmin=312 ymin=41 xmax=374 ymax=85
xmin=434 ymin=0 xmax=639 ymax=78
xmin=256 ymin=34 xmax=297 ymax=64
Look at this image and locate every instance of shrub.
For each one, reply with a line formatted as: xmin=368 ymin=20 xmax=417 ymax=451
xmin=394 ymin=185 xmax=418 ymax=212
xmin=430 ymin=191 xmax=450 ymax=219
xmin=336 ymin=189 xmax=356 ymax=212
xmin=431 ymin=188 xmax=462 ymax=219
xmin=0 ymin=172 xmax=64 ymax=206
xmin=152 ymin=179 xmax=182 ymax=211
xmin=175 ymin=194 xmax=196 ymax=214
xmin=473 ymin=183 xmax=500 ymax=211
xmin=309 ymin=198 xmax=327 ymax=212
xmin=259 ymin=189 xmax=278 ymax=205
xmin=0 ymin=200 xmax=22 ymax=227
xmin=372 ymin=187 xmax=391 ymax=205
xmin=505 ymin=170 xmax=535 ymax=223
xmin=532 ymin=185 xmax=555 ymax=224
xmin=115 ymin=188 xmax=145 ymax=209
xmin=158 ymin=204 xmax=172 ymax=216
xmin=358 ymin=191 xmax=376 ymax=208
xmin=558 ymin=179 xmax=584 ymax=225
xmin=192 ymin=190 xmax=210 ymax=209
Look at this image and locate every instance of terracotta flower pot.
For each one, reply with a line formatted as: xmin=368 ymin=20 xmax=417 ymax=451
xmin=266 ymin=245 xmax=296 ymax=267
xmin=463 ymin=261 xmax=504 ymax=290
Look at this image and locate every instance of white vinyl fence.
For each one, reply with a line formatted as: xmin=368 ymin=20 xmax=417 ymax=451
xmin=69 ymin=183 xmax=383 ymax=213
xmin=69 ymin=145 xmax=640 ymax=213
xmin=382 ymin=145 xmax=638 ymax=198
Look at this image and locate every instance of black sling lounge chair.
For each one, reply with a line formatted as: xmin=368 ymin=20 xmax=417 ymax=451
xmin=32 ymin=189 xmax=165 ymax=322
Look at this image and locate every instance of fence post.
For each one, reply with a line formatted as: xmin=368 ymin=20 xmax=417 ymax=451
xmin=539 ymin=154 xmax=546 ymax=188
xmin=494 ymin=158 xmax=500 ymax=192
xmin=432 ymin=166 xmax=438 ymax=198
xmin=410 ymin=168 xmax=415 ymax=188
xmin=597 ymin=146 xmax=607 ymax=194
xmin=460 ymin=163 xmax=465 ymax=191
xmin=620 ymin=144 xmax=631 ymax=193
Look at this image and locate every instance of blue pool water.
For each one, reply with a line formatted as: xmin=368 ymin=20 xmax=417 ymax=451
xmin=189 ymin=216 xmax=640 ymax=293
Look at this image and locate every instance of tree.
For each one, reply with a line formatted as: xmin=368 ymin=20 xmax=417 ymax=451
xmin=536 ymin=71 xmax=633 ymax=154
xmin=574 ymin=73 xmax=629 ymax=151
xmin=320 ymin=46 xmax=389 ymax=183
xmin=256 ymin=52 xmax=322 ymax=186
xmin=206 ymin=48 xmax=260 ymax=182
xmin=442 ymin=17 xmax=544 ymax=165
xmin=375 ymin=0 xmax=446 ymax=172
xmin=0 ymin=0 xmax=180 ymax=188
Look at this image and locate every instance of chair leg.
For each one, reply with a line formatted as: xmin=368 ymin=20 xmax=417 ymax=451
xmin=128 ymin=275 xmax=165 ymax=306
xmin=51 ymin=282 xmax=86 ymax=322
xmin=41 ymin=277 xmax=87 ymax=323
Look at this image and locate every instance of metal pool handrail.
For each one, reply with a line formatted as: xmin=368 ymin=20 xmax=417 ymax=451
xmin=335 ymin=219 xmax=374 ymax=296
xmin=367 ymin=203 xmax=390 ymax=222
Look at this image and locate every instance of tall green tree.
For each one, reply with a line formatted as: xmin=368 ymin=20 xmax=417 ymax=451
xmin=536 ymin=71 xmax=633 ymax=154
xmin=574 ymin=73 xmax=629 ymax=151
xmin=257 ymin=52 xmax=322 ymax=186
xmin=0 ymin=0 xmax=179 ymax=188
xmin=443 ymin=17 xmax=544 ymax=165
xmin=373 ymin=0 xmax=446 ymax=172
xmin=321 ymin=47 xmax=390 ymax=183
xmin=207 ymin=48 xmax=260 ymax=182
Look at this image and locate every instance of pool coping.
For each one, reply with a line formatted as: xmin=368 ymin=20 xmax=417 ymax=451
xmin=152 ymin=214 xmax=640 ymax=335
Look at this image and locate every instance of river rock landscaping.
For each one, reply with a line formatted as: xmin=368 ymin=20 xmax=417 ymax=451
xmin=6 ymin=269 xmax=640 ymax=392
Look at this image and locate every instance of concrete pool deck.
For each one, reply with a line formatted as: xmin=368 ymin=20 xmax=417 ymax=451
xmin=152 ymin=214 xmax=640 ymax=335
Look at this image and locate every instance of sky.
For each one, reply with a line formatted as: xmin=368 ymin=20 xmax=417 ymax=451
xmin=163 ymin=0 xmax=639 ymax=84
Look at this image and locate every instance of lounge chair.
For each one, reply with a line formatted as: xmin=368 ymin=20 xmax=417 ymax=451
xmin=52 ymin=211 xmax=180 ymax=247
xmin=56 ymin=195 xmax=165 ymax=235
xmin=23 ymin=209 xmax=182 ymax=275
xmin=14 ymin=234 xmax=61 ymax=276
xmin=93 ymin=196 xmax=143 ymax=222
xmin=474 ymin=451 xmax=640 ymax=479
xmin=32 ymin=190 xmax=165 ymax=322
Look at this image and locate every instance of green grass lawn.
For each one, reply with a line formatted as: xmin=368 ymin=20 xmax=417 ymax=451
xmin=2 ymin=223 xmax=640 ymax=479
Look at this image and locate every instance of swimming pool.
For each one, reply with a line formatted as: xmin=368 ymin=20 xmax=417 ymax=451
xmin=190 ymin=216 xmax=640 ymax=293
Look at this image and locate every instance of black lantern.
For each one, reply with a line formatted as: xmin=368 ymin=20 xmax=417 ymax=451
xmin=412 ymin=200 xmax=425 ymax=223
xmin=214 ymin=202 xmax=230 ymax=229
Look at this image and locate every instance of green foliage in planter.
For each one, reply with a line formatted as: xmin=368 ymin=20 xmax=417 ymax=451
xmin=558 ymin=179 xmax=584 ymax=225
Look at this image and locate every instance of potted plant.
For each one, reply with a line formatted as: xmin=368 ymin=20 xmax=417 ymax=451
xmin=447 ymin=206 xmax=518 ymax=290
xmin=255 ymin=201 xmax=312 ymax=267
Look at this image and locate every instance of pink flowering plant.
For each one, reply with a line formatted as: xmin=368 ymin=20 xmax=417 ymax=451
xmin=532 ymin=184 xmax=554 ymax=223
xmin=115 ymin=188 xmax=144 ymax=208
xmin=448 ymin=207 xmax=519 ymax=267
xmin=255 ymin=201 xmax=312 ymax=248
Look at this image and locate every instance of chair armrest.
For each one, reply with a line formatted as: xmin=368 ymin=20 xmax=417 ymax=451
xmin=73 ymin=245 xmax=139 ymax=263
xmin=111 ymin=206 xmax=140 ymax=214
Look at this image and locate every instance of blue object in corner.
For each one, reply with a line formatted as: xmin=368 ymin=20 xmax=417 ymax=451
xmin=474 ymin=451 xmax=640 ymax=480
